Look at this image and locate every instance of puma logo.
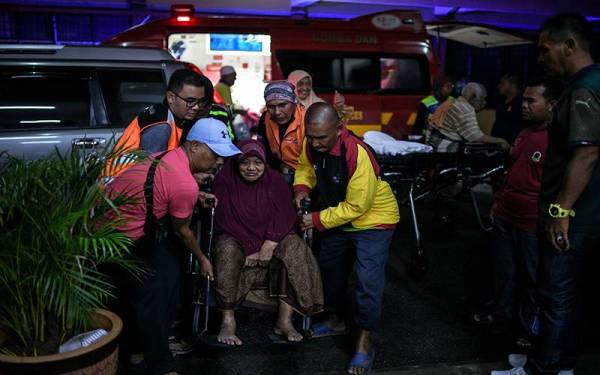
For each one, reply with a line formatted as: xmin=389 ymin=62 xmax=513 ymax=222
xmin=575 ymin=98 xmax=592 ymax=109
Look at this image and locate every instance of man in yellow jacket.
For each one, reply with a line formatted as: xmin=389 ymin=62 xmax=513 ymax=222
xmin=294 ymin=102 xmax=399 ymax=375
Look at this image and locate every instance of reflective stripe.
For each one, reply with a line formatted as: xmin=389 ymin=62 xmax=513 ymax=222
xmin=421 ymin=95 xmax=439 ymax=108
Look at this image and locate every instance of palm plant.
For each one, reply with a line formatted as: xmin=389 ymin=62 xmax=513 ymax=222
xmin=0 ymin=147 xmax=143 ymax=356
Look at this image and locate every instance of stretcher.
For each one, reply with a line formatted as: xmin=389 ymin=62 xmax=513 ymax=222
xmin=378 ymin=143 xmax=507 ymax=278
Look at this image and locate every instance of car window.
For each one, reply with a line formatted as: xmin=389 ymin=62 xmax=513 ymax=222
xmin=0 ymin=69 xmax=91 ymax=130
xmin=97 ymin=69 xmax=166 ymax=128
xmin=380 ymin=58 xmax=423 ymax=91
xmin=277 ymin=50 xmax=430 ymax=94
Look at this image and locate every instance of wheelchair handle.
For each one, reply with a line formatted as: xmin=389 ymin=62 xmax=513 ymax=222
xmin=300 ymin=198 xmax=311 ymax=215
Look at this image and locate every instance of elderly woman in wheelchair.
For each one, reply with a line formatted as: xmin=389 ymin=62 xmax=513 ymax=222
xmin=212 ymin=140 xmax=323 ymax=346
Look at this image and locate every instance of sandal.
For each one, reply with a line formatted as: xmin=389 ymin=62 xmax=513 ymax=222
xmin=472 ymin=312 xmax=494 ymax=324
xmin=347 ymin=349 xmax=375 ymax=375
xmin=309 ymin=322 xmax=349 ymax=338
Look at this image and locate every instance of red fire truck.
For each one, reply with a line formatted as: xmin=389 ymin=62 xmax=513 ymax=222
xmin=104 ymin=5 xmax=438 ymax=139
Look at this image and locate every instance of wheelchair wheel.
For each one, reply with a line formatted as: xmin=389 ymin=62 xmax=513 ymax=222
xmin=192 ymin=303 xmax=203 ymax=336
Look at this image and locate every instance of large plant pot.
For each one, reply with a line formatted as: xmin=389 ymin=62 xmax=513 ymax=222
xmin=0 ymin=309 xmax=122 ymax=375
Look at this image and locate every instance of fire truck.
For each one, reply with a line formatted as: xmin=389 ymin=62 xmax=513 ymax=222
xmin=104 ymin=5 xmax=438 ymax=139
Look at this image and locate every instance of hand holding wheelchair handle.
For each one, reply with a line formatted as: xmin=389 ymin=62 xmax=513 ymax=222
xmin=198 ymin=255 xmax=214 ymax=281
xmin=299 ymin=198 xmax=315 ymax=233
xmin=294 ymin=190 xmax=309 ymax=209
xmin=199 ymin=175 xmax=218 ymax=208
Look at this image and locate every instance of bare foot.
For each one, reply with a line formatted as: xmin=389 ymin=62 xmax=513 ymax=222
xmin=274 ymin=319 xmax=303 ymax=342
xmin=217 ymin=319 xmax=242 ymax=346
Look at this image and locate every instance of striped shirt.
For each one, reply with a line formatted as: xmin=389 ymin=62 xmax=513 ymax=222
xmin=438 ymin=96 xmax=484 ymax=142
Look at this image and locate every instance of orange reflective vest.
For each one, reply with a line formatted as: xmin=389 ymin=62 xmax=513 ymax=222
xmin=264 ymin=105 xmax=306 ymax=170
xmin=106 ymin=103 xmax=182 ymax=178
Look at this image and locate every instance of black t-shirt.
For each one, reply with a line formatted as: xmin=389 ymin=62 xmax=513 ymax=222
xmin=492 ymin=94 xmax=523 ymax=144
xmin=539 ymin=64 xmax=600 ymax=232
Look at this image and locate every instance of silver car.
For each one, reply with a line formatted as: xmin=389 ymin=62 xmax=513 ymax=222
xmin=0 ymin=44 xmax=186 ymax=160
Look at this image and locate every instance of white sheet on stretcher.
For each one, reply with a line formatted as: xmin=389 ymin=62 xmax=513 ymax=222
xmin=363 ymin=131 xmax=433 ymax=156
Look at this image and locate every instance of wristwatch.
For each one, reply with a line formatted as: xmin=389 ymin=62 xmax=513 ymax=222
xmin=548 ymin=203 xmax=575 ymax=218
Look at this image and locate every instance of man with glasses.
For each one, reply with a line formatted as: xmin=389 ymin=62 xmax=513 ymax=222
xmin=427 ymin=82 xmax=510 ymax=152
xmin=109 ymin=69 xmax=233 ymax=179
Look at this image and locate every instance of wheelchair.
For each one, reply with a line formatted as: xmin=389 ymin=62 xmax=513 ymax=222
xmin=187 ymin=197 xmax=313 ymax=344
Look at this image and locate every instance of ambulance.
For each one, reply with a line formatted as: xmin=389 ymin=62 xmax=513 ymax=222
xmin=104 ymin=5 xmax=438 ymax=138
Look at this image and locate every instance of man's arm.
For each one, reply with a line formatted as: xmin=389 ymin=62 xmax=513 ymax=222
xmin=308 ymin=146 xmax=378 ymax=230
xmin=477 ymin=134 xmax=510 ymax=149
xmin=293 ymin=140 xmax=316 ymax=208
xmin=293 ymin=138 xmax=317 ymax=208
xmin=172 ymin=216 xmax=214 ymax=279
xmin=547 ymin=146 xmax=599 ymax=250
xmin=547 ymin=88 xmax=600 ymax=251
xmin=456 ymin=111 xmax=510 ymax=149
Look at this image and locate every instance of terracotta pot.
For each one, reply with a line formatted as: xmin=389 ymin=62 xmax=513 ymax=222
xmin=0 ymin=309 xmax=122 ymax=375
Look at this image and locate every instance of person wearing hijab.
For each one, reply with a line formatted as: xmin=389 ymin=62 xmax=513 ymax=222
xmin=212 ymin=140 xmax=323 ymax=346
xmin=287 ymin=70 xmax=350 ymax=120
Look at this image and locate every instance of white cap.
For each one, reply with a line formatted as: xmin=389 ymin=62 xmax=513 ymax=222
xmin=220 ymin=65 xmax=236 ymax=76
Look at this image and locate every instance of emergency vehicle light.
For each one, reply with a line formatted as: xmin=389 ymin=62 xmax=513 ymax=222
xmin=171 ymin=4 xmax=195 ymax=23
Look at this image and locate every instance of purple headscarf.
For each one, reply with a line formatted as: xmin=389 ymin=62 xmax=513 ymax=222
xmin=213 ymin=140 xmax=297 ymax=256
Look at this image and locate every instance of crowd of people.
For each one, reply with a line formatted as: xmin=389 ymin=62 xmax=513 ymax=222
xmin=105 ymin=46 xmax=396 ymax=375
xmin=102 ymin=11 xmax=599 ymax=375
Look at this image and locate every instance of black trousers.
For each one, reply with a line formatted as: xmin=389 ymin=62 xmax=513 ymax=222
xmin=128 ymin=236 xmax=181 ymax=375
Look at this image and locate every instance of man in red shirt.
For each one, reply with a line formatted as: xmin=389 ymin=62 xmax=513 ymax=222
xmin=488 ymin=78 xmax=561 ymax=345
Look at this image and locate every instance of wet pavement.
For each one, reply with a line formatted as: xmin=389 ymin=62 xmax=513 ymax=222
xmin=121 ymin=187 xmax=600 ymax=375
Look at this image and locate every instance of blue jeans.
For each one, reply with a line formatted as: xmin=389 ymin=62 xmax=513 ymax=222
xmin=490 ymin=217 xmax=539 ymax=332
xmin=525 ymin=231 xmax=599 ymax=375
xmin=318 ymin=228 xmax=394 ymax=331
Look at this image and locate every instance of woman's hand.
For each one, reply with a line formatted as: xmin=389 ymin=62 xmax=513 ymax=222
xmin=258 ymin=240 xmax=278 ymax=263
xmin=334 ymin=90 xmax=346 ymax=110
xmin=245 ymin=253 xmax=260 ymax=267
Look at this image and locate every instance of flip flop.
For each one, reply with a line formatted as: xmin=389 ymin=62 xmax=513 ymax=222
xmin=309 ymin=322 xmax=349 ymax=339
xmin=472 ymin=312 xmax=494 ymax=324
xmin=347 ymin=349 xmax=375 ymax=375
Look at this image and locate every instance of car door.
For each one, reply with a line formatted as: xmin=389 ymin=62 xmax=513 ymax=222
xmin=0 ymin=67 xmax=109 ymax=160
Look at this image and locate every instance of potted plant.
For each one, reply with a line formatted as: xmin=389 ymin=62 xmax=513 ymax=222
xmin=0 ymin=147 xmax=143 ymax=374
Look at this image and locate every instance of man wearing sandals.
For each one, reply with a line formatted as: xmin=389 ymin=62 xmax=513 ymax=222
xmin=294 ymin=102 xmax=399 ymax=375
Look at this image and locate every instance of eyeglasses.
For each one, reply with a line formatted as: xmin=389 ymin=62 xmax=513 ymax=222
xmin=171 ymin=91 xmax=211 ymax=108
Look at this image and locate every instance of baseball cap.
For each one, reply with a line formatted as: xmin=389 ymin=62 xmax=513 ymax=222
xmin=186 ymin=118 xmax=241 ymax=157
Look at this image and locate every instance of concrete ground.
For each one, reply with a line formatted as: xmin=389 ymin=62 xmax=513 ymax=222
xmin=121 ymin=186 xmax=600 ymax=375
